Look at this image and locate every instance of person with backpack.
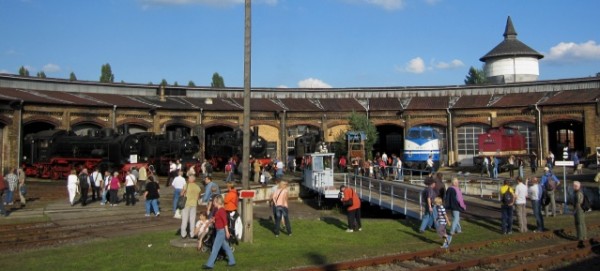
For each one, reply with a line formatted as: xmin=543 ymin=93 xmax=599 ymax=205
xmin=540 ymin=167 xmax=560 ymax=217
xmin=78 ymin=168 xmax=90 ymax=206
xmin=572 ymin=181 xmax=587 ymax=248
xmin=500 ymin=179 xmax=515 ymax=234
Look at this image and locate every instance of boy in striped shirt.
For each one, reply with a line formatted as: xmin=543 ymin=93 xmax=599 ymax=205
xmin=435 ymin=197 xmax=452 ymax=248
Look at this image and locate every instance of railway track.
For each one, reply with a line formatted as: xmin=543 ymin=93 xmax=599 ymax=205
xmin=292 ymin=225 xmax=600 ymax=271
xmin=0 ymin=206 xmax=177 ymax=253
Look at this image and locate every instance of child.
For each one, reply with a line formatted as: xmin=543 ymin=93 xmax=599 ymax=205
xmin=435 ymin=197 xmax=452 ymax=248
xmin=194 ymin=213 xmax=210 ymax=251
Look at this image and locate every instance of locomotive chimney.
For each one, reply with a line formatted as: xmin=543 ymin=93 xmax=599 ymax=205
xmin=167 ymin=130 xmax=175 ymax=141
xmin=159 ymin=85 xmax=166 ymax=102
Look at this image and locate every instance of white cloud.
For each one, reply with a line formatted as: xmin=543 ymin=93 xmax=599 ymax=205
xmin=42 ymin=63 xmax=61 ymax=73
xmin=434 ymin=59 xmax=464 ymax=69
xmin=397 ymin=57 xmax=464 ymax=73
xmin=298 ymin=78 xmax=332 ymax=88
xmin=545 ymin=40 xmax=600 ymax=62
xmin=276 ymin=85 xmax=289 ymax=88
xmin=0 ymin=69 xmax=11 ymax=74
xmin=404 ymin=57 xmax=426 ymax=74
xmin=139 ymin=0 xmax=277 ymax=8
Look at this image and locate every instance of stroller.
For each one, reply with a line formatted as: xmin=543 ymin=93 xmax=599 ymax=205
xmin=199 ymin=211 xmax=242 ymax=257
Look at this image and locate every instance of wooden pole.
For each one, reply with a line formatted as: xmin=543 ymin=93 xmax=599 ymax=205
xmin=241 ymin=0 xmax=253 ymax=243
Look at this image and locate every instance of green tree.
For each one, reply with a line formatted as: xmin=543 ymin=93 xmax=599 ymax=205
xmin=464 ymin=66 xmax=487 ymax=85
xmin=188 ymin=81 xmax=196 ymax=87
xmin=211 ymin=72 xmax=225 ymax=88
xmin=100 ymin=63 xmax=114 ymax=83
xmin=334 ymin=111 xmax=378 ymax=160
xmin=173 ymin=81 xmax=179 ymax=87
xmin=69 ymin=72 xmax=77 ymax=81
xmin=160 ymin=79 xmax=168 ymax=86
xmin=36 ymin=71 xmax=46 ymax=78
xmin=18 ymin=66 xmax=29 ymax=76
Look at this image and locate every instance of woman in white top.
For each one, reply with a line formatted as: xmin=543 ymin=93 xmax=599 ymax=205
xmin=67 ymin=169 xmax=78 ymax=206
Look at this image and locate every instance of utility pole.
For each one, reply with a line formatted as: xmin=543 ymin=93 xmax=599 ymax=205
xmin=241 ymin=0 xmax=253 ymax=243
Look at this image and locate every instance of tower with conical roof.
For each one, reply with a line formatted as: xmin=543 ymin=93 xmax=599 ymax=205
xmin=480 ymin=16 xmax=544 ymax=84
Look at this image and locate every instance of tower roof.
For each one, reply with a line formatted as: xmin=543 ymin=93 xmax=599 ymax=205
xmin=480 ymin=16 xmax=543 ymax=62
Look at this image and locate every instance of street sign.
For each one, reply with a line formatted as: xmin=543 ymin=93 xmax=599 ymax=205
xmin=239 ymin=190 xmax=256 ymax=199
xmin=555 ymin=161 xmax=574 ymax=166
xmin=562 ymin=146 xmax=569 ymax=160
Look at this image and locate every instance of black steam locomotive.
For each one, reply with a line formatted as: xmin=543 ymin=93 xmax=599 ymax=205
xmin=294 ymin=130 xmax=324 ymax=158
xmin=205 ymin=128 xmax=268 ymax=170
xmin=22 ymin=128 xmax=200 ymax=179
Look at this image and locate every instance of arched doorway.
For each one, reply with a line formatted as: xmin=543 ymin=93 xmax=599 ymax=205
xmin=23 ymin=121 xmax=55 ymax=137
xmin=410 ymin=124 xmax=448 ymax=167
xmin=547 ymin=120 xmax=584 ymax=160
xmin=165 ymin=124 xmax=191 ymax=139
xmin=456 ymin=123 xmax=491 ymax=166
xmin=287 ymin=125 xmax=321 ymax=158
xmin=204 ymin=125 xmax=236 ymax=170
xmin=374 ymin=124 xmax=404 ymax=158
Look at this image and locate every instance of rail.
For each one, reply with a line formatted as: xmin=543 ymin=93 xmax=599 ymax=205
xmin=334 ymin=173 xmax=425 ymax=219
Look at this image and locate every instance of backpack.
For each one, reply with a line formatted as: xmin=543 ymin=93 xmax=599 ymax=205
xmin=225 ymin=163 xmax=232 ymax=172
xmin=545 ymin=174 xmax=558 ymax=191
xmin=501 ymin=189 xmax=514 ymax=205
xmin=581 ymin=193 xmax=592 ymax=212
xmin=78 ymin=174 xmax=89 ymax=188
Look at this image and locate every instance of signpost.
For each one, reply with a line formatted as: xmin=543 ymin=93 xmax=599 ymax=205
xmin=559 ymin=147 xmax=571 ymax=214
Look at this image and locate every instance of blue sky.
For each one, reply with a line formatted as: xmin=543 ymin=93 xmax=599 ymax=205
xmin=1 ymin=0 xmax=599 ymax=88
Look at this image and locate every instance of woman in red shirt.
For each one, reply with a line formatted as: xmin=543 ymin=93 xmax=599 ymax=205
xmin=340 ymin=185 xmax=361 ymax=232
xmin=202 ymin=195 xmax=235 ymax=269
xmin=224 ymin=182 xmax=238 ymax=214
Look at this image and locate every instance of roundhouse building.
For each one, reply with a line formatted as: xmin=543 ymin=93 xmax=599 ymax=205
xmin=0 ymin=17 xmax=599 ymax=171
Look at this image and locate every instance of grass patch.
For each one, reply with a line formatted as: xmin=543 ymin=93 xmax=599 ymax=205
xmin=1 ymin=212 xmax=598 ymax=271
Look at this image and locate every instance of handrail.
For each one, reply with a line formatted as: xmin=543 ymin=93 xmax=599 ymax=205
xmin=339 ymin=173 xmax=425 ymax=219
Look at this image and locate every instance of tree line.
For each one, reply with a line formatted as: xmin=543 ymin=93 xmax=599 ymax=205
xmin=16 ymin=63 xmax=226 ymax=88
xmin=16 ymin=63 xmax=487 ymax=86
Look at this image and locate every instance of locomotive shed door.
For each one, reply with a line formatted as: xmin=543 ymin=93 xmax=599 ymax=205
xmin=457 ymin=124 xmax=490 ymax=166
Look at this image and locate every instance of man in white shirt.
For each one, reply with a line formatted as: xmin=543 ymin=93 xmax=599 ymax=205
xmin=124 ymin=170 xmax=137 ymax=206
xmin=514 ymin=177 xmax=528 ymax=233
xmin=168 ymin=161 xmax=177 ymax=187
xmin=171 ymin=170 xmax=186 ymax=218
xmin=528 ymin=177 xmax=544 ymax=232
xmin=91 ymin=168 xmax=103 ymax=202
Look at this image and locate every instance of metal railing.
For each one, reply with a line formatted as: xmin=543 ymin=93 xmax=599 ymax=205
xmin=334 ymin=173 xmax=425 ymax=219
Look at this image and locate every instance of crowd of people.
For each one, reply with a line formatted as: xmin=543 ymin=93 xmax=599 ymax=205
xmin=418 ymin=164 xmax=592 ymax=249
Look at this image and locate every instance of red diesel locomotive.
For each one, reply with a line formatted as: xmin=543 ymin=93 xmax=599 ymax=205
xmin=473 ymin=126 xmax=527 ymax=169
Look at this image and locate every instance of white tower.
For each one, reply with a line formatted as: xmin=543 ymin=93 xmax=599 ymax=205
xmin=480 ymin=16 xmax=543 ymax=84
